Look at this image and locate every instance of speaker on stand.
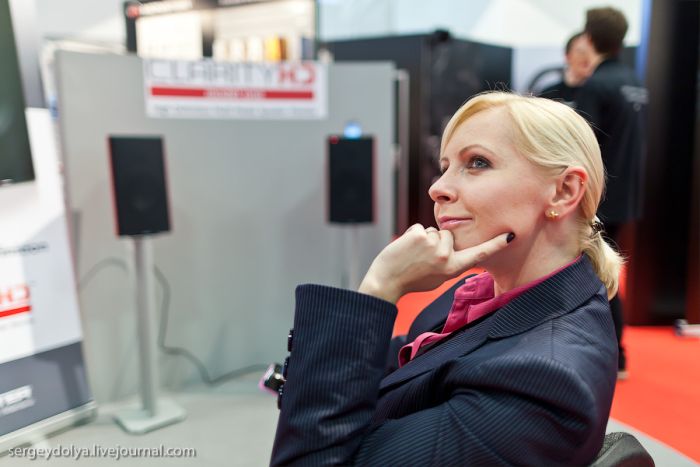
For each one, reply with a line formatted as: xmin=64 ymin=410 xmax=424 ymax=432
xmin=327 ymin=135 xmax=375 ymax=289
xmin=108 ymin=135 xmax=185 ymax=434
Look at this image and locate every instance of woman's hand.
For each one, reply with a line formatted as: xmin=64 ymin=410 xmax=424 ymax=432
xmin=358 ymin=224 xmax=513 ymax=303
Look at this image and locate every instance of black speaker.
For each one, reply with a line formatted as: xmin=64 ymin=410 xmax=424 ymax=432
xmin=328 ymin=136 xmax=374 ymax=224
xmin=108 ymin=136 xmax=171 ymax=236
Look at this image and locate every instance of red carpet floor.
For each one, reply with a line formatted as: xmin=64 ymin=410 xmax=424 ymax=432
xmin=611 ymin=327 xmax=700 ymax=463
xmin=394 ymin=275 xmax=700 ymax=462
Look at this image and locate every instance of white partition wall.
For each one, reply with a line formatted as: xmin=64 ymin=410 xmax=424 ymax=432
xmin=54 ymin=51 xmax=395 ymax=403
xmin=0 ymin=109 xmax=94 ymax=451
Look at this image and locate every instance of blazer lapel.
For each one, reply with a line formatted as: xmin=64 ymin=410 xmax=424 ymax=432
xmin=487 ymin=255 xmax=603 ymax=339
xmin=379 ymin=314 xmax=492 ymax=392
xmin=379 ymin=255 xmax=603 ymax=392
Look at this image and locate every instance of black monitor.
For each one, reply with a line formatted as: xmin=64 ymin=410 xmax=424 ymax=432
xmin=0 ymin=0 xmax=35 ymax=186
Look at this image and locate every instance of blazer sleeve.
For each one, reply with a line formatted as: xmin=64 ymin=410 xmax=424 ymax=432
xmin=383 ymin=335 xmax=407 ymax=376
xmin=271 ymin=285 xmax=398 ymax=466
xmin=271 ymin=286 xmax=600 ymax=466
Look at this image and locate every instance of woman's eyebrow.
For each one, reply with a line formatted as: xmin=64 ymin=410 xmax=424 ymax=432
xmin=439 ymin=144 xmax=497 ymax=165
xmin=458 ymin=144 xmax=496 ymax=158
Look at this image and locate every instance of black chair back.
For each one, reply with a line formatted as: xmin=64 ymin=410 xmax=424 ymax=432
xmin=591 ymin=432 xmax=655 ymax=467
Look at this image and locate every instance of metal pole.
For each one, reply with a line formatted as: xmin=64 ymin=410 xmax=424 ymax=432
xmin=133 ymin=236 xmax=158 ymax=416
xmin=348 ymin=226 xmax=360 ymax=290
xmin=395 ymin=69 xmax=410 ymax=234
xmin=114 ymin=235 xmax=185 ymax=434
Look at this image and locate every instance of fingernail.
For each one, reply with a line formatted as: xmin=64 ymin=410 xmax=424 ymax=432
xmin=507 ymin=232 xmax=515 ymax=243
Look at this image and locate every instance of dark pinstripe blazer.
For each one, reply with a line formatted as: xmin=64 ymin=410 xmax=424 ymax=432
xmin=271 ymin=255 xmax=618 ymax=466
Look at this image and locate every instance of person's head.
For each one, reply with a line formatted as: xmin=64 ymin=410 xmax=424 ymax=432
xmin=429 ymin=92 xmax=622 ymax=298
xmin=565 ymin=32 xmax=594 ymax=83
xmin=584 ymin=7 xmax=628 ymax=56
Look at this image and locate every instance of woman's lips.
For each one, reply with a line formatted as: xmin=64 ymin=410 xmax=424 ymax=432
xmin=438 ymin=217 xmax=473 ymax=230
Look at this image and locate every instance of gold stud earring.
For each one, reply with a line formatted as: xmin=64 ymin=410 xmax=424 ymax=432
xmin=546 ymin=209 xmax=559 ymax=219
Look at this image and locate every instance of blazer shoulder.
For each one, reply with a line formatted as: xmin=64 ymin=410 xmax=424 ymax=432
xmin=478 ymin=287 xmax=616 ymax=397
xmin=549 ymin=286 xmax=616 ymax=355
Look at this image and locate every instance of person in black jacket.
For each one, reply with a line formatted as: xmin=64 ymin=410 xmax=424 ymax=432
xmin=539 ymin=31 xmax=594 ymax=107
xmin=576 ymin=7 xmax=648 ymax=379
xmin=271 ymin=92 xmax=622 ymax=466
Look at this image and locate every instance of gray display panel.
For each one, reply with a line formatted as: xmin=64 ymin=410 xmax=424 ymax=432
xmin=55 ymin=51 xmax=395 ymax=403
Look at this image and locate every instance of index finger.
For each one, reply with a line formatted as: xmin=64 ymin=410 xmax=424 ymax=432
xmin=451 ymin=232 xmax=513 ymax=271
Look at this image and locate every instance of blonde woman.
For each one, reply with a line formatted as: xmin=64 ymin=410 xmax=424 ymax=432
xmin=271 ymin=92 xmax=621 ymax=466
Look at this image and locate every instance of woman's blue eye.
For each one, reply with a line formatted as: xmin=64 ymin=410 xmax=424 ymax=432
xmin=442 ymin=156 xmax=490 ymax=174
xmin=467 ymin=156 xmax=490 ymax=169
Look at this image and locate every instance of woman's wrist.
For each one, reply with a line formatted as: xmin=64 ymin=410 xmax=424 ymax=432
xmin=358 ymin=274 xmax=402 ymax=304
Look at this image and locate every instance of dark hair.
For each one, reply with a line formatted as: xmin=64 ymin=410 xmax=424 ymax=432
xmin=565 ymin=32 xmax=585 ymax=54
xmin=585 ymin=7 xmax=628 ymax=55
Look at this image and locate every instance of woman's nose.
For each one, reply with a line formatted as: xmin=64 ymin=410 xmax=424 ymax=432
xmin=428 ymin=173 xmax=455 ymax=203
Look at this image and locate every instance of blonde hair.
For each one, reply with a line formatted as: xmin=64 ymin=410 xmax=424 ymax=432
xmin=442 ymin=92 xmax=623 ymax=299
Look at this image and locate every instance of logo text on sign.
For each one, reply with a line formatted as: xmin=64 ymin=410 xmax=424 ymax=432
xmin=0 ymin=284 xmax=32 ymax=319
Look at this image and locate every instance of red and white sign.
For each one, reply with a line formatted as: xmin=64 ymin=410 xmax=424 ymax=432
xmin=0 ymin=284 xmax=31 ymax=320
xmin=143 ymin=59 xmax=328 ymax=119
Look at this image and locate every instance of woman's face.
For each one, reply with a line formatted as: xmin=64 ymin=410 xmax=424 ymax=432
xmin=429 ymin=107 xmax=552 ymax=255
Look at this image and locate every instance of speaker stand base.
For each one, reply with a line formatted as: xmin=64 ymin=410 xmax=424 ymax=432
xmin=114 ymin=398 xmax=186 ymax=435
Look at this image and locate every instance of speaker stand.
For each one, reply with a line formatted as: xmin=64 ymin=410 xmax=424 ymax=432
xmin=114 ymin=236 xmax=186 ymax=434
xmin=346 ymin=226 xmax=360 ymax=290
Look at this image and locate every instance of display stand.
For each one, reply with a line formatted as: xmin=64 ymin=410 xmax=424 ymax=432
xmin=114 ymin=236 xmax=185 ymax=434
xmin=346 ymin=226 xmax=360 ymax=290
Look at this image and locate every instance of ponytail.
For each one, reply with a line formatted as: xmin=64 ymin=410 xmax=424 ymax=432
xmin=580 ymin=217 xmax=625 ymax=299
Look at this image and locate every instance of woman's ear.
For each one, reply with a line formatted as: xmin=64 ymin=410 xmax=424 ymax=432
xmin=549 ymin=167 xmax=588 ymax=217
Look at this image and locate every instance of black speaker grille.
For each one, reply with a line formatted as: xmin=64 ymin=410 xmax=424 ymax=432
xmin=328 ymin=137 xmax=374 ymax=224
xmin=109 ymin=136 xmax=171 ymax=236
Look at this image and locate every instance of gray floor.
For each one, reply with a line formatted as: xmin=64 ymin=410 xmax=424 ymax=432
xmin=1 ymin=374 xmax=697 ymax=466
xmin=2 ymin=374 xmax=279 ymax=466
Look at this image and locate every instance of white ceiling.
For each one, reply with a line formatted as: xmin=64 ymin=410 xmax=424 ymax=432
xmin=34 ymin=0 xmax=643 ymax=47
